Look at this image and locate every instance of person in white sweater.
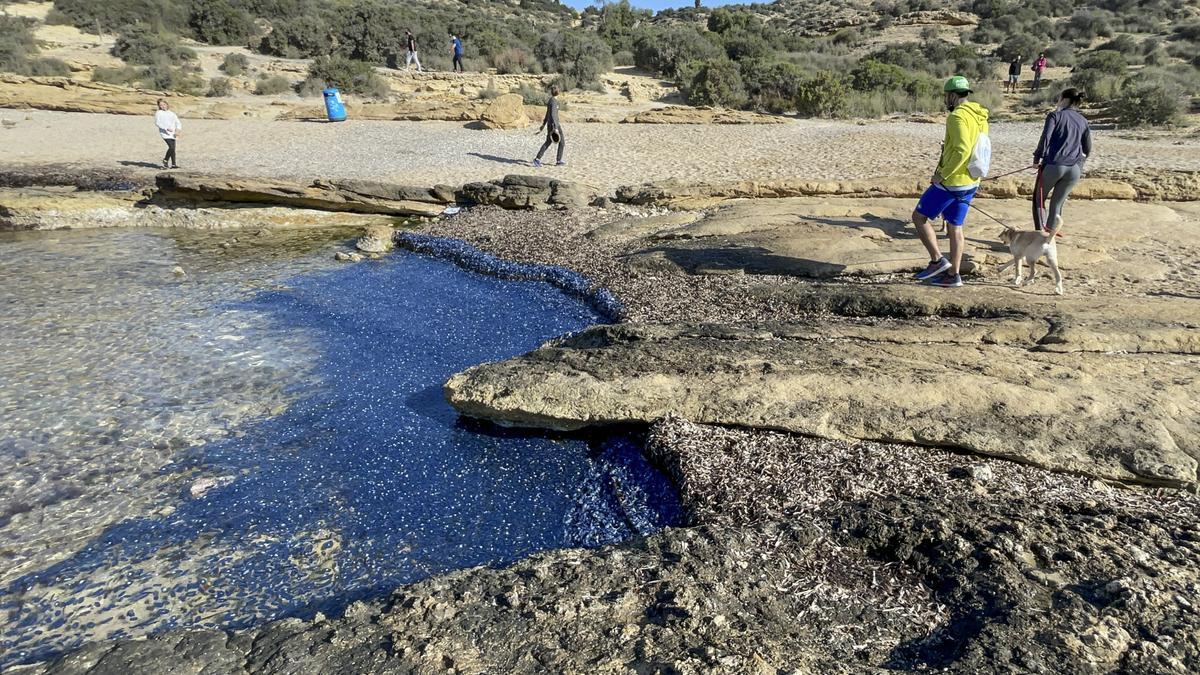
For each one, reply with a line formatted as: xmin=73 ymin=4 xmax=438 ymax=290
xmin=154 ymin=99 xmax=181 ymax=169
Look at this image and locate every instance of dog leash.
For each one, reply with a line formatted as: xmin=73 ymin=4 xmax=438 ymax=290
xmin=981 ymin=164 xmax=1037 ymax=182
xmin=969 ymin=201 xmax=1063 ymax=237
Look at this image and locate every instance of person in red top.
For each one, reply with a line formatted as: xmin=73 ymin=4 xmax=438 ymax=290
xmin=1032 ymin=52 xmax=1048 ymax=92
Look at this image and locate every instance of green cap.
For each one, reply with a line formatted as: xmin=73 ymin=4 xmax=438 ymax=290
xmin=944 ymin=75 xmax=971 ymax=93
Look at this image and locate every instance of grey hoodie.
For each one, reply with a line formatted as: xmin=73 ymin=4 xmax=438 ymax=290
xmin=1035 ymin=108 xmax=1092 ymax=167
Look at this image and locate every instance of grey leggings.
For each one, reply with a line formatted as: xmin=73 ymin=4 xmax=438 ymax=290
xmin=536 ymin=127 xmax=564 ymax=163
xmin=1034 ymin=163 xmax=1082 ymax=231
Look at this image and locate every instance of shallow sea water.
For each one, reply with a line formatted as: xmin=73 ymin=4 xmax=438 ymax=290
xmin=0 ymin=227 xmax=680 ymax=667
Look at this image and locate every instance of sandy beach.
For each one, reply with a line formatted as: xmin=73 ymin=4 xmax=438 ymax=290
xmin=4 ymin=110 xmax=1199 ymax=189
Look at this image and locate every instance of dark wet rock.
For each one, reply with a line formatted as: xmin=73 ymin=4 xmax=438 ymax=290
xmin=456 ymin=174 xmax=596 ymax=210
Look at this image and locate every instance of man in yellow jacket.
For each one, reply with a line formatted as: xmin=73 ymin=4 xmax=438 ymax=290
xmin=912 ymin=76 xmax=990 ymax=288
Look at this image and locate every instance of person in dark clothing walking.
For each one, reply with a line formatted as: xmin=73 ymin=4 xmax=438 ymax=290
xmin=1033 ymin=88 xmax=1091 ymax=236
xmin=405 ymin=29 xmax=422 ymax=71
xmin=1006 ymin=55 xmax=1022 ymax=93
xmin=450 ymin=34 xmax=464 ymax=73
xmin=533 ymin=87 xmax=565 ymax=167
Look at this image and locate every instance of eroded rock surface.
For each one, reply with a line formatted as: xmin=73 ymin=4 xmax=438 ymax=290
xmin=457 ymin=174 xmax=597 ymax=210
xmin=446 ymin=322 xmax=1199 ymax=487
xmin=621 ymin=106 xmax=788 ymax=125
xmin=154 ymin=173 xmax=449 ymax=216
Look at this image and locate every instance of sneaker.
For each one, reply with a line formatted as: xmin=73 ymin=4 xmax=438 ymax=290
xmin=928 ymin=271 xmax=963 ymax=288
xmin=914 ymin=257 xmax=951 ymax=281
xmin=162 ymin=161 xmax=169 ymax=169
xmin=532 ymin=159 xmax=542 ymax=167
xmin=555 ymin=161 xmax=566 ymax=166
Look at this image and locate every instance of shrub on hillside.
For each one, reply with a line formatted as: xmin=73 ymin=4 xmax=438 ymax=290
xmin=590 ymin=0 xmax=652 ymax=54
xmin=1110 ymin=81 xmax=1180 ymax=127
xmin=51 ymin=0 xmax=189 ymax=35
xmin=254 ymin=74 xmax=291 ymax=95
xmin=1061 ymin=9 xmax=1114 ymax=43
xmin=686 ymin=59 xmax=747 ymax=108
xmin=613 ymin=50 xmax=634 ymax=67
xmin=113 ymin=25 xmax=194 ymax=65
xmin=27 ymin=57 xmax=71 ymax=76
xmin=720 ymin=29 xmax=771 ymax=62
xmin=1075 ymin=50 xmax=1127 ymax=77
xmin=91 ymin=65 xmax=142 ymax=85
xmin=534 ymin=29 xmax=612 ymax=89
xmin=794 ymin=71 xmax=847 ymax=118
xmin=706 ymin=8 xmax=760 ymax=35
xmin=513 ymin=82 xmax=549 ymax=105
xmin=850 ymin=59 xmax=910 ymax=92
xmin=493 ymin=47 xmax=533 ymax=74
xmin=739 ymin=59 xmax=804 ymax=113
xmin=207 ymin=75 xmax=233 ymax=96
xmin=258 ymin=14 xmax=331 ymax=59
xmin=633 ymin=25 xmax=722 ymax=81
xmin=189 ymin=0 xmax=254 ymax=45
xmin=303 ymin=55 xmax=389 ymax=98
xmin=997 ymin=34 xmax=1040 ymax=63
xmin=220 ymin=52 xmax=249 ymax=76
xmin=0 ymin=15 xmax=36 ymax=73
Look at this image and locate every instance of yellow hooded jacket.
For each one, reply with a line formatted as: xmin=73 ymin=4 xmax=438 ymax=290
xmin=936 ymin=101 xmax=990 ymax=188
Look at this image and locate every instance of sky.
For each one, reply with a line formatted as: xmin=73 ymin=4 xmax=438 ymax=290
xmin=561 ymin=0 xmax=747 ymax=11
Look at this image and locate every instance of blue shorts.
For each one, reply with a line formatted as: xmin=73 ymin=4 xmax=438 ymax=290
xmin=916 ymin=184 xmax=978 ymax=227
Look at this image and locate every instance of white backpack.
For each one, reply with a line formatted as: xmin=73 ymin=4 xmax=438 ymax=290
xmin=968 ymin=132 xmax=992 ymax=179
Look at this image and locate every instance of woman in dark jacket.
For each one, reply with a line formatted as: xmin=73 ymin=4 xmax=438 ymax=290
xmin=1033 ymin=88 xmax=1091 ymax=236
xmin=533 ymin=86 xmax=564 ymax=167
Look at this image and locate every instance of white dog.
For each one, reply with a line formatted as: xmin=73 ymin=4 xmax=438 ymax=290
xmin=995 ymin=222 xmax=1063 ymax=295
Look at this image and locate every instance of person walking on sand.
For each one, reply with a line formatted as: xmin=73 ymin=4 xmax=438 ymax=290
xmin=533 ymin=86 xmax=565 ymax=167
xmin=154 ymin=99 xmax=181 ymax=169
xmin=1032 ymin=52 xmax=1048 ymax=92
xmin=405 ymin=29 xmax=422 ymax=72
xmin=912 ymin=76 xmax=990 ymax=289
xmin=1006 ymin=55 xmax=1022 ymax=93
xmin=450 ymin=34 xmax=464 ymax=73
xmin=1033 ymin=87 xmax=1091 ymax=237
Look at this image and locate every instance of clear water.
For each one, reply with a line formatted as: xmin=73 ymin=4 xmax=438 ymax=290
xmin=0 ymin=228 xmax=680 ymax=667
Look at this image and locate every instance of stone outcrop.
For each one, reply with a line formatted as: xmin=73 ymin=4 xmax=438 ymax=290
xmin=614 ymin=170 xmax=1197 ymax=207
xmin=0 ymin=186 xmax=397 ymax=230
xmin=355 ymin=224 xmax=395 ymax=252
xmin=444 ymin=321 xmax=1199 ymax=487
xmin=622 ymin=106 xmax=788 ymax=125
xmin=456 ymin=174 xmax=596 ymax=210
xmin=154 ymin=173 xmax=450 ymax=216
xmin=478 ymin=93 xmax=530 ymax=130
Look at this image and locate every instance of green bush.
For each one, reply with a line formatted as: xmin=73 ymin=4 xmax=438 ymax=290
xmin=0 ymin=15 xmax=37 ymax=73
xmin=1110 ymin=81 xmax=1180 ymax=127
xmin=1075 ymin=50 xmax=1127 ymax=77
xmin=794 ymin=71 xmax=847 ymax=118
xmin=303 ymin=55 xmax=389 ymax=97
xmin=220 ymin=52 xmax=249 ymax=76
xmin=492 ymin=47 xmax=533 ymax=74
xmin=254 ymin=73 xmax=291 ymax=95
xmin=258 ymin=14 xmax=331 ymax=59
xmin=997 ymin=34 xmax=1040 ymax=63
xmin=51 ymin=0 xmax=190 ymax=35
xmin=633 ymin=25 xmax=723 ymax=80
xmin=740 ymin=58 xmax=804 ymax=113
xmin=1061 ymin=9 xmax=1114 ymax=42
xmin=706 ymin=8 xmax=761 ymax=35
xmin=27 ymin=57 xmax=71 ymax=76
xmin=142 ymin=58 xmax=205 ymax=94
xmin=189 ymin=0 xmax=254 ymax=46
xmin=534 ymin=29 xmax=612 ymax=89
xmin=687 ymin=59 xmax=747 ymax=108
xmin=113 ymin=25 xmax=194 ymax=65
xmin=850 ymin=59 xmax=910 ymax=92
xmin=512 ymin=82 xmax=549 ymax=105
xmin=613 ymin=49 xmax=634 ymax=67
xmin=590 ymin=0 xmax=652 ymax=54
xmin=720 ymin=29 xmax=771 ymax=62
xmin=91 ymin=65 xmax=141 ymax=85
xmin=476 ymin=78 xmax=501 ymax=99
xmin=207 ymin=75 xmax=233 ymax=96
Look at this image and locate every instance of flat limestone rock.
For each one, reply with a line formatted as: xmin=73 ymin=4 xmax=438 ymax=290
xmin=622 ymin=106 xmax=788 ymax=125
xmin=155 ymin=173 xmax=446 ymax=217
xmin=445 ymin=323 xmax=1200 ymax=487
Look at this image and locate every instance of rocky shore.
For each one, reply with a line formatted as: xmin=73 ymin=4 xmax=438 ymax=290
xmin=9 ymin=168 xmax=1200 ymax=672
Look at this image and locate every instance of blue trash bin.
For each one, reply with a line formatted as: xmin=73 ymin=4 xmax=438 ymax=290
xmin=323 ymin=88 xmax=347 ymax=122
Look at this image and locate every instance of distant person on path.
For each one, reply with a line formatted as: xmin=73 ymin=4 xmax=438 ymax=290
xmin=1033 ymin=87 xmax=1091 ymax=236
xmin=405 ymin=30 xmax=422 ymax=71
xmin=1006 ymin=55 xmax=1022 ymax=93
xmin=911 ymin=76 xmax=991 ymax=289
xmin=450 ymin=34 xmax=464 ymax=73
xmin=154 ymin=98 xmax=181 ymax=170
xmin=533 ymin=86 xmax=565 ymax=167
xmin=1032 ymin=53 xmax=1048 ymax=91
